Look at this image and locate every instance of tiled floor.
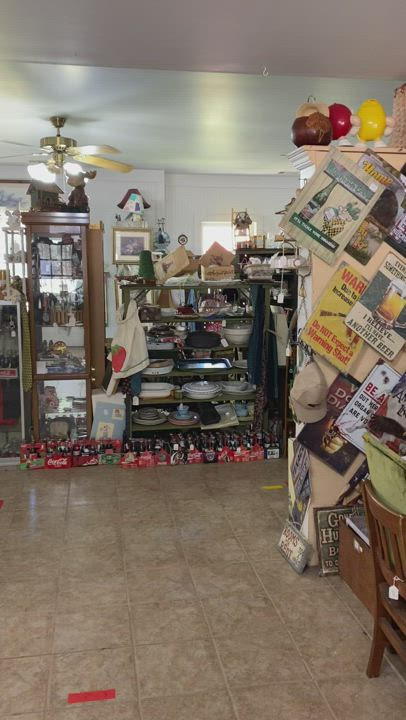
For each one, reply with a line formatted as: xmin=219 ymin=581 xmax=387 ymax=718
xmin=0 ymin=459 xmax=405 ymax=719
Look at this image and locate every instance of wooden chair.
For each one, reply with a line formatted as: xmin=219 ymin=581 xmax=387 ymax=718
xmin=362 ymin=480 xmax=406 ymax=677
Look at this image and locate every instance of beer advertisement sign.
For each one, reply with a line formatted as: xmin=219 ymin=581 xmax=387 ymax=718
xmin=345 ymin=252 xmax=406 ymax=360
xmin=281 ymin=149 xmax=383 ymax=265
xmin=300 ymin=263 xmax=367 ymax=372
xmin=335 ymin=360 xmax=401 ymax=453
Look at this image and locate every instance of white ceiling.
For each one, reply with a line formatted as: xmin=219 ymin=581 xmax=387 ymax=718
xmin=0 ymin=1 xmax=404 ymax=174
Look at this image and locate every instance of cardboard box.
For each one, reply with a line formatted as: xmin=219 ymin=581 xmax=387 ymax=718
xmin=200 ymin=242 xmax=235 ymax=268
xmin=154 ymin=246 xmax=190 ymax=283
xmin=200 ymin=264 xmax=236 ymax=281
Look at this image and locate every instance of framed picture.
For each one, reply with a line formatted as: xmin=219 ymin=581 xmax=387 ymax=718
xmin=113 ymin=228 xmax=151 ymax=264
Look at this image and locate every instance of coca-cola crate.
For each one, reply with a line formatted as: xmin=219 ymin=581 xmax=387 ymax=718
xmin=20 ymin=442 xmax=46 ymax=470
xmin=45 ymin=454 xmax=73 ymax=470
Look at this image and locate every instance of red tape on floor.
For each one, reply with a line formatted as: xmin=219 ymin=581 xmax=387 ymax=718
xmin=67 ymin=689 xmax=116 ymax=704
xmin=0 ymin=500 xmax=4 ymax=509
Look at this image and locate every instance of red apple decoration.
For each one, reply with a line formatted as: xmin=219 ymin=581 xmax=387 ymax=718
xmin=329 ymin=103 xmax=352 ymax=140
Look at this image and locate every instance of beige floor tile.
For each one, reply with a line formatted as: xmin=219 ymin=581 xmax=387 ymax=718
xmin=136 ymin=639 xmax=225 ymax=698
xmin=60 ymin=542 xmax=124 ymax=582
xmin=57 ymin=577 xmax=128 ymax=612
xmin=0 ymin=656 xmax=50 ymax=715
xmin=69 ymin=480 xmax=118 ymax=505
xmin=216 ymin=628 xmax=310 ymax=687
xmin=0 ymin=579 xmax=58 ymax=613
xmin=253 ymin=556 xmax=327 ymax=592
xmin=64 ymin=521 xmax=121 ymax=548
xmin=127 ymin=562 xmax=197 ymax=604
xmin=2 ymin=714 xmax=44 ymax=720
xmin=182 ymin=536 xmax=246 ymax=565
xmin=190 ymin=561 xmax=263 ymax=598
xmin=291 ymin=615 xmax=374 ymax=680
xmin=1 ymin=609 xmax=54 ymax=658
xmin=176 ymin=513 xmax=231 ymax=542
xmin=202 ymin=593 xmax=278 ymax=637
xmin=320 ymin=674 xmax=406 ymax=719
xmin=0 ymin=550 xmax=60 ymax=582
xmin=49 ymin=648 xmax=137 ymax=710
xmin=119 ymin=499 xmax=171 ymax=524
xmin=53 ymin=604 xmax=132 ymax=653
xmin=132 ymin=600 xmax=208 ymax=645
xmin=16 ymin=487 xmax=68 ymax=508
xmin=124 ymin=536 xmax=183 ymax=569
xmin=233 ymin=681 xmax=335 ymax=720
xmin=271 ymin=585 xmax=351 ymax=624
xmin=67 ymin=503 xmax=121 ymax=527
xmin=141 ymin=690 xmax=236 ymax=719
xmin=48 ymin=702 xmax=140 ymax=719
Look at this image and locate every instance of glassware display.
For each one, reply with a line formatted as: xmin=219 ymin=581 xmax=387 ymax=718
xmin=0 ymin=301 xmax=25 ymax=460
xmin=36 ymin=378 xmax=87 ymax=439
xmin=31 ymin=232 xmax=86 ymax=375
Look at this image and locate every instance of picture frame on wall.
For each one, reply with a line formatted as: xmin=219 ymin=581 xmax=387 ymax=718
xmin=113 ymin=228 xmax=151 ymax=264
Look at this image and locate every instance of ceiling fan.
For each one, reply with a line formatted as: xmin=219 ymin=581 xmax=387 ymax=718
xmin=1 ymin=116 xmax=134 ymax=176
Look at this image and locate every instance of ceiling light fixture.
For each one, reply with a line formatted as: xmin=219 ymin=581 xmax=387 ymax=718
xmin=27 ymin=163 xmax=56 ymax=183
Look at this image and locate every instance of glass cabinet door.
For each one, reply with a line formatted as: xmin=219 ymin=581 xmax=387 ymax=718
xmin=0 ymin=301 xmax=25 ymax=459
xmin=37 ymin=378 xmax=88 ymax=438
xmin=31 ymin=231 xmax=86 ymax=375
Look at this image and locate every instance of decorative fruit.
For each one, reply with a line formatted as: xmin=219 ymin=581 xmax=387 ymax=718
xmin=111 ymin=344 xmax=126 ymax=372
xmin=291 ymin=112 xmax=332 ymax=147
xmin=356 ymin=99 xmax=386 ymax=142
xmin=328 ymin=103 xmax=352 ymax=140
xmin=295 ymin=101 xmax=330 ymax=118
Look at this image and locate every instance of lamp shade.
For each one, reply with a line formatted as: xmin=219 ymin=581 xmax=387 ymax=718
xmin=117 ymin=188 xmax=151 ymax=213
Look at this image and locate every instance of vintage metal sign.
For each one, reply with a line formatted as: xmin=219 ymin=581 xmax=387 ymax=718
xmin=300 ymin=263 xmax=367 ymax=372
xmin=314 ymin=505 xmax=363 ymax=574
xmin=281 ymin=149 xmax=383 ymax=265
xmin=345 ymin=252 xmax=406 ymax=361
xmin=278 ymin=520 xmax=313 ymax=574
xmin=335 ymin=360 xmax=400 ymax=453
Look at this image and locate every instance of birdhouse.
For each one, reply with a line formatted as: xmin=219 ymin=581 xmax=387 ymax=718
xmin=27 ymin=182 xmax=65 ymax=211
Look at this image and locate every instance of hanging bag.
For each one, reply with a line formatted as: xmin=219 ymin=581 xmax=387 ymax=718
xmin=108 ymin=300 xmax=149 ymax=393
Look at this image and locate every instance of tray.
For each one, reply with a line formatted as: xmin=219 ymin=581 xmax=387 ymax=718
xmin=175 ymin=358 xmax=232 ymax=371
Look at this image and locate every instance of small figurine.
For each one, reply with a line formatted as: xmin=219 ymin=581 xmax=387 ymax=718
xmin=66 ymin=170 xmax=97 ymax=213
xmin=4 ymin=209 xmax=21 ymax=231
xmin=349 ymin=99 xmax=395 ymax=148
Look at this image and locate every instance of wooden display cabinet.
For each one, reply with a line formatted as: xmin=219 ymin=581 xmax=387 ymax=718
xmin=23 ymin=212 xmax=92 ymax=439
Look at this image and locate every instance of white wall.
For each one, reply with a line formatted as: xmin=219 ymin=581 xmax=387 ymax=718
xmin=1 ymin=164 xmax=299 ymax=334
xmin=165 ymin=172 xmax=299 ymax=255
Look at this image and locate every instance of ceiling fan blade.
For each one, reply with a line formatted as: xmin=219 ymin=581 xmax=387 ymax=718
xmin=74 ymin=154 xmax=134 ymax=173
xmin=0 ymin=152 xmax=34 ymax=160
xmin=0 ymin=140 xmax=43 ymax=149
xmin=69 ymin=144 xmax=120 ymax=156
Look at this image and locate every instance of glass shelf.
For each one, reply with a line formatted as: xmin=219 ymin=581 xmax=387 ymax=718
xmin=31 ymin=232 xmax=86 ymax=375
xmin=36 ymin=377 xmax=88 ymax=438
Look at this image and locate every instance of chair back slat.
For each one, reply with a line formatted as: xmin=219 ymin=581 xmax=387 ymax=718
xmin=363 ymin=482 xmax=406 ymax=602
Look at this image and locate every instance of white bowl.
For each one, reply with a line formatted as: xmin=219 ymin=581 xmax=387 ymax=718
xmin=139 ymin=383 xmax=175 ymax=399
xmin=223 ymin=325 xmax=252 ymax=346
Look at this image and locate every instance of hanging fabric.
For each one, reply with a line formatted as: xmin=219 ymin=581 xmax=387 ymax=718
xmin=107 ymin=299 xmax=149 ymax=395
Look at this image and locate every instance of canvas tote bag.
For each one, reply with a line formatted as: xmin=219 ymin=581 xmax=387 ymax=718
xmin=108 ymin=299 xmax=149 ymax=393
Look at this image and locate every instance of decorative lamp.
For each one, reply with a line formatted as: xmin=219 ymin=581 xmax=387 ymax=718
xmin=232 ymin=209 xmax=252 ymax=250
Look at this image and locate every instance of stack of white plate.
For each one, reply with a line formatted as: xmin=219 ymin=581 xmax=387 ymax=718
xmin=142 ymin=359 xmax=174 ymax=376
xmin=182 ymin=381 xmax=222 ymax=400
